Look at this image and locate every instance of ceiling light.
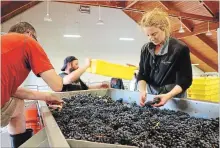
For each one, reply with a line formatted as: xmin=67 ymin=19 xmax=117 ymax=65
xmin=63 ymin=21 xmax=82 ymax=38
xmin=119 ymin=38 xmax=134 ymax=41
xmin=96 ymin=5 xmax=104 ymax=25
xmin=63 ymin=34 xmax=81 ymax=38
xmin=178 ymin=17 xmax=185 ymax=33
xmin=44 ymin=1 xmax=52 ymax=22
xmin=191 ymin=64 xmax=199 ymax=66
xmin=206 ymin=22 xmax=212 ymax=36
xmin=178 ymin=26 xmax=185 ymax=33
xmin=97 ymin=19 xmax=104 ymax=25
xmin=44 ymin=14 xmax=52 ymax=22
xmin=206 ymin=31 xmax=212 ymax=36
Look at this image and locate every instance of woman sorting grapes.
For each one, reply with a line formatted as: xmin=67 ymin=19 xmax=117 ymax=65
xmin=137 ymin=8 xmax=193 ymax=107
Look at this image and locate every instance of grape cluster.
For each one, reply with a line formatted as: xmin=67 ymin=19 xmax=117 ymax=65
xmin=51 ymin=94 xmax=219 ymax=148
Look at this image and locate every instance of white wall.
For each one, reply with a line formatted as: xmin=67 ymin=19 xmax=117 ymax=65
xmin=2 ymin=2 xmax=204 ymax=89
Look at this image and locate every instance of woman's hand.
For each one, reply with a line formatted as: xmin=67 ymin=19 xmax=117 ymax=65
xmin=152 ymin=93 xmax=172 ymax=107
xmin=140 ymin=91 xmax=147 ymax=106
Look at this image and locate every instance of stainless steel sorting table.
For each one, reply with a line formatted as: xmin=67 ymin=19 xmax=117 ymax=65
xmin=20 ymin=89 xmax=219 ymax=148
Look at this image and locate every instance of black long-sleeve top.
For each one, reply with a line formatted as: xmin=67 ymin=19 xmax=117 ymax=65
xmin=137 ymin=37 xmax=192 ymax=91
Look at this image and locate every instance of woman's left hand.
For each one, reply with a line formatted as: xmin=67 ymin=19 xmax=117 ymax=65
xmin=152 ymin=93 xmax=172 ymax=107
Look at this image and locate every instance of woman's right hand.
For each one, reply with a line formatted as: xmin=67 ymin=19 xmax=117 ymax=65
xmin=140 ymin=91 xmax=147 ymax=106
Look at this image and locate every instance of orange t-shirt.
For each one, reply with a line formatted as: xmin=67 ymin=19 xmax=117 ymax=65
xmin=1 ymin=33 xmax=54 ymax=107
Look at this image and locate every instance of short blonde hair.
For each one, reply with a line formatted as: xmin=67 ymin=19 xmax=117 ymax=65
xmin=140 ymin=8 xmax=171 ymax=38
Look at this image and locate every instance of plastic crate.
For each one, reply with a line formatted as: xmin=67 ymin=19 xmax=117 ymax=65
xmin=188 ymin=88 xmax=220 ymax=95
xmin=189 ymin=83 xmax=220 ymax=91
xmin=188 ymin=94 xmax=220 ymax=103
xmin=192 ymin=77 xmax=220 ymax=85
xmin=86 ymin=59 xmax=137 ymax=80
xmin=211 ymin=94 xmax=220 ymax=103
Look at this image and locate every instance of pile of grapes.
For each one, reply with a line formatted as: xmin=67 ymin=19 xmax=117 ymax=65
xmin=52 ymin=94 xmax=219 ymax=148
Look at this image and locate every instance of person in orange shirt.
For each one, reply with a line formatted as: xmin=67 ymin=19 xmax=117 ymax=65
xmin=1 ymin=22 xmax=80 ymax=148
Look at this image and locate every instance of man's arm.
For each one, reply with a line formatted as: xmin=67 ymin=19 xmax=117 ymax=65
xmin=13 ymin=87 xmax=54 ymax=101
xmin=40 ymin=69 xmax=63 ymax=92
xmin=88 ymin=83 xmax=109 ymax=89
xmin=62 ymin=58 xmax=91 ymax=84
xmin=88 ymin=84 xmax=101 ymax=89
xmin=13 ymin=87 xmax=63 ymax=107
xmin=62 ymin=66 xmax=88 ymax=84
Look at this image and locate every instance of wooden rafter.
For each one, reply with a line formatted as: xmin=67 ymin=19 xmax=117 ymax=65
xmin=196 ymin=34 xmax=218 ymax=52
xmin=125 ymin=0 xmax=139 ymax=9
xmin=1 ymin=1 xmax=11 ymax=7
xmin=56 ymin=1 xmax=125 ymax=9
xmin=57 ymin=1 xmax=216 ymax=22
xmin=199 ymin=0 xmax=219 ymax=17
xmin=181 ymin=39 xmax=218 ymax=71
xmin=1 ymin=1 xmax=41 ymax=23
xmin=172 ymin=21 xmax=219 ymax=39
xmin=158 ymin=1 xmax=193 ymax=32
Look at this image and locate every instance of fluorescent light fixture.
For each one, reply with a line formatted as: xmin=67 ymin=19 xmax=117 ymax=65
xmin=119 ymin=37 xmax=134 ymax=41
xmin=63 ymin=34 xmax=81 ymax=38
xmin=192 ymin=64 xmax=199 ymax=66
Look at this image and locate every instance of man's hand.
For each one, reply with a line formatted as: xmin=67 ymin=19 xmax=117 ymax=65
xmin=152 ymin=93 xmax=172 ymax=107
xmin=100 ymin=83 xmax=109 ymax=88
xmin=45 ymin=94 xmax=64 ymax=110
xmin=140 ymin=91 xmax=147 ymax=107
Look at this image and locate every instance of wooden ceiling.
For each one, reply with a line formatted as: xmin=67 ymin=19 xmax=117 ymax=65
xmin=1 ymin=1 xmax=219 ymax=72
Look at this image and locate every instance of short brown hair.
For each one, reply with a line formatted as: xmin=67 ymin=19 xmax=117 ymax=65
xmin=140 ymin=8 xmax=171 ymax=38
xmin=8 ymin=22 xmax=36 ymax=34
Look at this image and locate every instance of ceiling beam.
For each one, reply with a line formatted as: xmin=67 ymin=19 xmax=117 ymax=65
xmin=181 ymin=39 xmax=218 ymax=71
xmin=199 ymin=0 xmax=219 ymax=17
xmin=158 ymin=1 xmax=193 ymax=32
xmin=1 ymin=1 xmax=41 ymax=23
xmin=196 ymin=34 xmax=218 ymax=52
xmin=56 ymin=1 xmax=125 ymax=9
xmin=125 ymin=0 xmax=139 ymax=9
xmin=57 ymin=1 xmax=217 ymax=22
xmin=172 ymin=21 xmax=219 ymax=39
xmin=181 ymin=19 xmax=194 ymax=32
xmin=1 ymin=1 xmax=11 ymax=7
xmin=166 ymin=9 xmax=217 ymax=22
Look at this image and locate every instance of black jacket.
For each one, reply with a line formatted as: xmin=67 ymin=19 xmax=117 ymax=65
xmin=137 ymin=37 xmax=192 ymax=91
